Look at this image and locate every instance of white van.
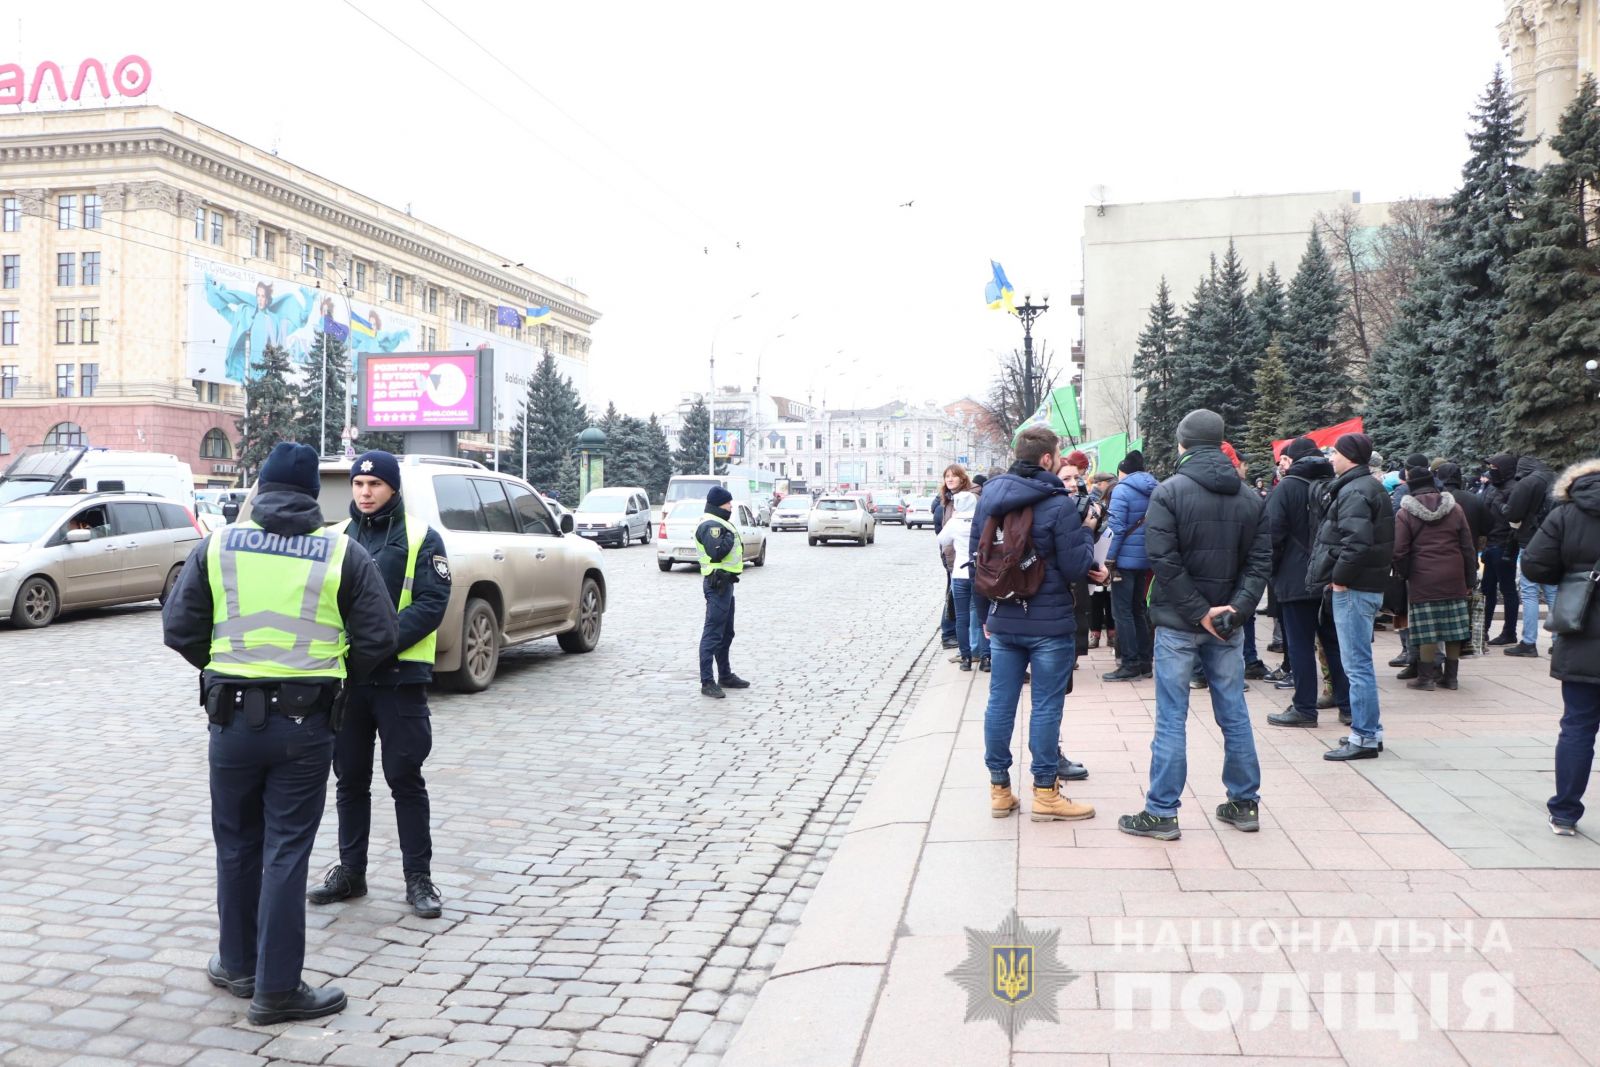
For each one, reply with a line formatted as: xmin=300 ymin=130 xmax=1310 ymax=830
xmin=0 ymin=446 xmax=196 ymax=509
xmin=664 ymin=471 xmax=772 ymax=526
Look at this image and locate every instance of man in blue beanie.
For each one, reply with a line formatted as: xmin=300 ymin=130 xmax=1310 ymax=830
xmin=161 ymin=441 xmax=398 ymax=1025
xmin=697 ymin=485 xmax=750 ymax=698
xmin=308 ymin=450 xmax=451 ymax=919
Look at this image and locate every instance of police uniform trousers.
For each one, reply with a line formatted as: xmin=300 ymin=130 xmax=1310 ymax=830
xmin=210 ymin=706 xmax=335 ymax=995
xmin=333 ymin=683 xmax=433 ymax=877
xmin=700 ymin=578 xmax=736 ymax=684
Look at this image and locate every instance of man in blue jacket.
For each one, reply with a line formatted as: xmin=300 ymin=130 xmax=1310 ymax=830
xmin=308 ymin=451 xmax=451 ymax=919
xmin=968 ymin=426 xmax=1104 ymax=823
xmin=1103 ymin=449 xmax=1158 ymax=682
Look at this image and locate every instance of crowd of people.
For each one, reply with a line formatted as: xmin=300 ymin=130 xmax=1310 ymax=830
xmin=936 ymin=411 xmax=1600 ymax=839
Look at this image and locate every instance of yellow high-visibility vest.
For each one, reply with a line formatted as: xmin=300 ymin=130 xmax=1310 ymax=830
xmin=697 ymin=513 xmax=744 ymax=577
xmin=206 ymin=522 xmax=349 ymax=679
xmin=333 ymin=513 xmax=438 ymax=664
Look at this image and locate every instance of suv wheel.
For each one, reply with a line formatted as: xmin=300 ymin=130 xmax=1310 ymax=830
xmin=558 ymin=577 xmax=603 ymax=653
xmin=12 ymin=576 xmax=59 ymax=629
xmin=159 ymin=564 xmax=183 ymax=606
xmin=449 ymin=597 xmax=500 ymax=692
xmin=658 ymin=559 xmax=673 ymax=572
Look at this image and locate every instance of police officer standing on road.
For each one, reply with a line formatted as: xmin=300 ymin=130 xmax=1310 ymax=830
xmin=161 ymin=442 xmax=398 ymax=1027
xmin=307 ymin=450 xmax=451 ymax=918
xmin=698 ymin=486 xmax=750 ymax=699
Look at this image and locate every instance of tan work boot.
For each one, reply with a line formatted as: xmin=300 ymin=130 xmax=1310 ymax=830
xmin=990 ymin=783 xmax=1019 ymax=819
xmin=1031 ymin=784 xmax=1095 ymax=822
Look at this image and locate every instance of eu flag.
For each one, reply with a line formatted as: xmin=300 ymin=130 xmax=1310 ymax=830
xmin=321 ymin=315 xmax=350 ymax=343
xmin=496 ymin=305 xmax=523 ymax=327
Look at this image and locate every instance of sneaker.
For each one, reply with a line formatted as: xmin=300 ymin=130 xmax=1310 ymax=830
xmin=1338 ymin=709 xmax=1352 ymax=725
xmin=1504 ymin=642 xmax=1539 ymax=658
xmin=1487 ymin=631 xmax=1517 ymax=646
xmin=1274 ymin=675 xmax=1298 ymax=690
xmin=1551 ymin=817 xmax=1578 ymax=837
xmin=1190 ymin=676 xmax=1209 ymax=690
xmin=1216 ymin=799 xmax=1260 ymax=832
xmin=1031 ymin=784 xmax=1095 ymax=822
xmin=1118 ymin=811 xmax=1181 ymax=840
xmin=1264 ymin=666 xmax=1290 ymax=682
xmin=307 ymin=864 xmax=367 ymax=905
xmin=406 ymin=874 xmax=443 ymax=919
xmin=1389 ymin=652 xmax=1413 ymax=668
xmin=720 ymin=674 xmax=752 ymax=689
xmin=1102 ymin=665 xmax=1142 ymax=681
xmin=979 ymin=656 xmax=991 ymax=673
xmin=941 ymin=637 xmax=959 ymax=649
xmin=1267 ymin=639 xmax=1286 ymax=654
xmin=1245 ymin=660 xmax=1268 ymax=680
xmin=959 ymin=657 xmax=973 ymax=672
xmin=1267 ymin=708 xmax=1318 ymax=727
xmin=701 ymin=682 xmax=726 ymax=699
xmin=990 ymin=783 xmax=1019 ymax=819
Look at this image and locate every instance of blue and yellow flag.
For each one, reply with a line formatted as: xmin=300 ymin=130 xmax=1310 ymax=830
xmin=525 ymin=306 xmax=552 ymax=324
xmin=985 ymin=260 xmax=1016 ymax=314
xmin=348 ymin=311 xmax=376 ymax=339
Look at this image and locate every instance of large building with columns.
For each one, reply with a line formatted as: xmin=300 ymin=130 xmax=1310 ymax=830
xmin=0 ymin=105 xmax=597 ymax=486
xmin=1500 ymin=0 xmax=1596 ymax=166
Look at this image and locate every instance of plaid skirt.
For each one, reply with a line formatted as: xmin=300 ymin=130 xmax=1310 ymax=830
xmin=1408 ymin=597 xmax=1471 ymax=646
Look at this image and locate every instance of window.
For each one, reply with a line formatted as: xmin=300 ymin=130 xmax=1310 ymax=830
xmin=200 ymin=428 xmax=230 ymax=459
xmin=56 ymin=309 xmax=74 ymax=345
xmin=903 ymin=434 xmax=910 ymax=448
xmin=79 ymin=308 xmax=98 ymax=344
xmin=840 ymin=434 xmax=849 ymax=449
xmin=355 ymin=261 xmax=366 ymax=292
xmin=423 ymin=326 xmax=436 ymax=350
xmin=55 ymin=363 xmax=75 ymax=397
xmin=79 ymin=363 xmax=98 ymax=397
xmin=903 ymin=459 xmax=911 ymax=475
xmin=210 ymin=212 xmax=223 ymax=245
xmin=877 ymin=434 xmax=885 ymax=449
xmin=110 ymin=502 xmax=158 ymax=535
xmin=2 ymin=255 xmax=16 ymax=289
xmin=433 ymin=475 xmax=485 ymax=532
xmin=927 ymin=463 xmax=934 ymax=476
xmin=57 ymin=253 xmax=75 ymax=286
xmin=194 ymin=379 xmax=220 ymax=404
xmin=859 ymin=434 xmax=866 ymax=448
xmin=247 ymin=227 xmax=259 ymax=258
xmin=83 ymin=194 xmax=101 ymax=229
xmin=58 ymin=195 xmax=76 ymax=230
xmin=156 ymin=502 xmax=193 ymax=531
xmin=263 ymin=229 xmax=276 ymax=261
xmin=0 ymin=429 xmax=8 ymax=454
xmin=426 ymin=287 xmax=438 ymax=314
xmin=0 ymin=365 xmax=15 ymax=398
xmin=45 ymin=422 xmax=86 ymax=447
xmin=300 ymin=244 xmax=312 ymax=274
xmin=1 ymin=311 xmax=16 ymax=345
xmin=476 ymin=481 xmax=523 ymax=534
xmin=312 ymin=246 xmax=324 ymax=276
xmin=194 ymin=205 xmax=206 ymax=240
xmin=926 ymin=432 xmax=934 ymax=448
xmin=814 ymin=462 xmax=822 ymax=476
xmin=390 ymin=274 xmax=405 ymax=303
xmin=456 ymin=297 xmax=467 ymax=320
xmin=814 ymin=433 xmax=823 ymax=449
xmin=2 ymin=197 xmax=17 ymax=232
xmin=81 ymin=252 xmax=100 ymax=286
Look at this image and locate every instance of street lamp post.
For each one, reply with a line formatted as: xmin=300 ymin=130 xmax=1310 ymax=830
xmin=1015 ymin=293 xmax=1050 ymax=416
xmin=709 ymin=291 xmax=761 ymax=475
xmin=754 ymin=313 xmax=799 ymax=472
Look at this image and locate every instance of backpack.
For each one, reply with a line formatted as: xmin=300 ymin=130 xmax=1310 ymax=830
xmin=1277 ymin=475 xmax=1331 ymax=555
xmin=974 ymin=507 xmax=1046 ymax=604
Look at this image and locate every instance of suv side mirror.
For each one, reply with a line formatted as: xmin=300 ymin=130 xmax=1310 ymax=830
xmin=560 ymin=513 xmax=575 ymax=535
xmin=65 ymin=528 xmax=91 ymax=543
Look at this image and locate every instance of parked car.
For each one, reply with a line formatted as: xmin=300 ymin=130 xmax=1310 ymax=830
xmin=770 ymin=495 xmax=813 ymax=531
xmin=844 ymin=490 xmax=876 ymax=514
xmin=872 ymin=497 xmax=908 ymax=525
xmin=194 ymin=499 xmax=228 ymax=533
xmin=906 ymin=497 xmax=936 ymax=529
xmin=0 ymin=444 xmax=196 ymax=509
xmin=658 ymin=500 xmax=768 ymax=571
xmin=665 ymin=473 xmax=772 ymax=526
xmin=238 ymin=455 xmax=608 ymax=694
xmin=808 ymin=496 xmax=876 ymax=546
xmin=572 ymin=486 xmax=652 ymax=547
xmin=0 ymin=491 xmax=204 ymax=628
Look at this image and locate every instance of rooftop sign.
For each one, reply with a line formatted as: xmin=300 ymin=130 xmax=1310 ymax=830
xmin=0 ymin=56 xmax=151 ymax=106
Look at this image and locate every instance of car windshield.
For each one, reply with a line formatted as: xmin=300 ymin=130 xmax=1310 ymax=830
xmin=819 ymin=500 xmax=857 ymax=512
xmin=579 ymin=494 xmax=628 ymax=513
xmin=777 ymin=499 xmax=809 ymax=510
xmin=0 ymin=504 xmax=70 ymax=544
xmin=667 ymin=479 xmax=723 ymax=502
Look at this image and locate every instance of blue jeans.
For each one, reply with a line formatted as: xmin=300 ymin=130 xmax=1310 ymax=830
xmin=1482 ymin=543 xmax=1518 ymax=637
xmin=1551 ymin=681 xmax=1600 ymax=825
xmin=1146 ymin=626 xmax=1261 ymax=818
xmin=970 ymin=592 xmax=991 ymax=659
xmin=1332 ymin=589 xmax=1384 ymax=747
xmin=951 ymin=578 xmax=974 ymax=660
xmin=1110 ymin=569 xmax=1152 ymax=669
xmin=983 ymin=633 xmax=1074 ymax=788
xmin=1518 ymin=560 xmax=1559 ymax=647
xmin=940 ymin=573 xmax=957 ymax=643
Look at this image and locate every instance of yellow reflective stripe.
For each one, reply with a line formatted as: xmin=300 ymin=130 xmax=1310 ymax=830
xmin=697 ymin=514 xmax=744 ymax=576
xmin=334 ymin=512 xmax=438 ymax=665
xmin=206 ymin=522 xmax=349 ymax=680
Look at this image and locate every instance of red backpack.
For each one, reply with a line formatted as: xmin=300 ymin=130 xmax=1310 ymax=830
xmin=974 ymin=507 xmax=1046 ymax=604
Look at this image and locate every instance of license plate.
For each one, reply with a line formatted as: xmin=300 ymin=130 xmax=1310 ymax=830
xmin=579 ymin=530 xmax=599 ymax=538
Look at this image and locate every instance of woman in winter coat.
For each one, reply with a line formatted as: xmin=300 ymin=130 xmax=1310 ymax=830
xmin=934 ymin=464 xmax=972 ymax=651
xmin=1391 ymin=465 xmax=1477 ymax=691
xmin=938 ymin=489 xmax=983 ymax=670
xmin=1521 ymin=457 xmax=1600 ymax=836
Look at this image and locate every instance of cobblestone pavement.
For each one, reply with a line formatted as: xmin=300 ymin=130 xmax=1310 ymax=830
xmin=0 ymin=522 xmax=945 ymax=1066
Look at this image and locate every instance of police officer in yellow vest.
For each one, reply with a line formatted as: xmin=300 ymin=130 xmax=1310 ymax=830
xmin=698 ymin=486 xmax=750 ymax=698
xmin=161 ymin=442 xmax=398 ymax=1026
xmin=307 ymin=450 xmax=451 ymax=919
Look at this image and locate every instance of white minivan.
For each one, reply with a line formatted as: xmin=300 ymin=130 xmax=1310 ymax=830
xmin=572 ymin=486 xmax=652 ymax=548
xmin=0 ymin=445 xmax=195 ymax=509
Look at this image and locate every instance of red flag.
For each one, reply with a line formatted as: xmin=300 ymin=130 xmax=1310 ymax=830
xmin=1273 ymin=417 xmax=1364 ymax=460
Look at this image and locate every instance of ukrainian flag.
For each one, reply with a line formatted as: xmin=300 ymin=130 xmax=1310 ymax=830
xmin=349 ymin=311 xmax=376 ymax=338
xmin=525 ymin=306 xmax=552 ymax=324
xmin=985 ymin=260 xmax=1016 ymax=314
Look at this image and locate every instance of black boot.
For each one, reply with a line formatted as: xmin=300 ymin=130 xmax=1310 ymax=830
xmin=1395 ymin=649 xmax=1419 ymax=679
xmin=1441 ymin=658 xmax=1460 ymax=690
xmin=1388 ymin=637 xmax=1412 ymax=669
xmin=979 ymin=655 xmax=991 ymax=672
xmin=307 ymin=864 xmax=366 ymax=905
xmin=959 ymin=657 xmax=973 ymax=671
xmin=720 ymin=673 xmax=751 ymax=688
xmin=406 ymin=873 xmax=443 ymax=919
xmin=247 ymin=983 xmax=347 ymax=1026
xmin=207 ymin=954 xmax=254 ymax=999
xmin=1406 ymin=659 xmax=1438 ymax=691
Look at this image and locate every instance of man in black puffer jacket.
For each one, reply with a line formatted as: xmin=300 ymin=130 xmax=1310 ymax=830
xmin=1501 ymin=454 xmax=1557 ymax=658
xmin=1481 ymin=452 xmax=1521 ymax=645
xmin=1308 ymin=432 xmax=1395 ymax=761
xmin=1120 ymin=409 xmax=1270 ymax=842
xmin=1521 ymin=457 xmax=1600 ymax=834
xmin=308 ymin=451 xmax=452 ymax=919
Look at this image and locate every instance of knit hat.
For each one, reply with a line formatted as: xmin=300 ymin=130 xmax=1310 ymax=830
xmin=972 ymin=473 xmax=988 ymax=487
xmin=1065 ymin=450 xmax=1091 ymax=471
xmin=258 ymin=442 xmax=322 ymax=497
xmin=1369 ymin=449 xmax=1385 ymax=472
xmin=350 ymin=450 xmax=402 ymax=492
xmin=1334 ymin=432 xmax=1374 ymax=466
xmin=1284 ymin=436 xmax=1319 ymax=461
xmin=1220 ymin=441 xmax=1240 ymax=466
xmin=1176 ymin=408 xmax=1225 ymax=447
xmin=1436 ymin=461 xmax=1464 ymax=488
xmin=1486 ymin=452 xmax=1518 ymax=484
xmin=1405 ymin=465 xmax=1435 ymax=491
xmin=1118 ymin=449 xmax=1145 ymax=474
xmin=1404 ymin=452 xmax=1429 ymax=471
xmin=706 ymin=485 xmax=733 ymax=511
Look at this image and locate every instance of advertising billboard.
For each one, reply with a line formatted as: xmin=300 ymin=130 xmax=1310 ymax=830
xmin=187 ymin=255 xmax=420 ymax=385
xmin=448 ymin=322 xmax=590 ymax=433
xmin=713 ymin=428 xmax=744 ymax=460
xmin=356 ymin=350 xmax=493 ymax=433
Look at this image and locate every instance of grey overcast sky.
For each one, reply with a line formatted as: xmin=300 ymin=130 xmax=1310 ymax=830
xmin=17 ymin=1 xmax=1505 ymax=416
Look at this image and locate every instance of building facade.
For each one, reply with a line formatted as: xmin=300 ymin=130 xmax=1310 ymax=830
xmin=0 ymin=105 xmax=597 ymax=486
xmin=1501 ymin=0 xmax=1597 ymax=167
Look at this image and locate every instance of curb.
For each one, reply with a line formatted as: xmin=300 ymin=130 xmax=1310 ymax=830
xmin=720 ymin=654 xmax=972 ymax=1067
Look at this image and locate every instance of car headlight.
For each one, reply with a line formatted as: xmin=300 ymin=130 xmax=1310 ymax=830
xmin=614 ymin=519 xmax=628 ymax=527
xmin=0 ymin=561 xmax=16 ymax=573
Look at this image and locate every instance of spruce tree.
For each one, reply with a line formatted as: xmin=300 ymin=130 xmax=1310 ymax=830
xmin=1246 ymin=265 xmax=1288 ymax=368
xmin=290 ymin=329 xmax=350 ymax=456
xmin=1428 ymin=67 xmax=1537 ymax=460
xmin=674 ymin=396 xmax=711 ymax=474
xmin=1365 ymin=254 xmax=1444 ymax=457
xmin=1173 ymin=261 xmax=1221 ymax=422
xmin=1243 ymin=341 xmax=1296 ymax=483
xmin=506 ymin=353 xmax=588 ymax=491
xmin=1281 ymin=230 xmax=1349 ymax=428
xmin=1131 ymin=278 xmax=1183 ymax=476
xmin=1212 ymin=240 xmax=1257 ymax=434
xmin=1498 ymin=74 xmax=1600 ymax=466
xmin=645 ymin=415 xmax=673 ymax=499
xmin=236 ymin=343 xmax=300 ymax=483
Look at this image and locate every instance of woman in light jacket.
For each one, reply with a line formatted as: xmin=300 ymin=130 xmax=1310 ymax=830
xmin=939 ymin=489 xmax=981 ymax=670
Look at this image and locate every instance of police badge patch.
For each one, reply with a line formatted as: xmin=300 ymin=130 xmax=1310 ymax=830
xmin=946 ymin=909 xmax=1075 ymax=1035
xmin=432 ymin=556 xmax=451 ymax=580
